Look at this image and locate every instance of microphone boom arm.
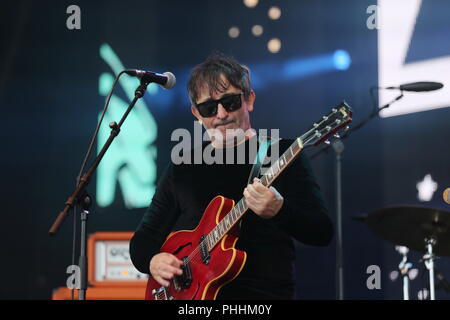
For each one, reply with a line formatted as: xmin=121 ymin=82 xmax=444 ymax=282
xmin=48 ymin=80 xmax=151 ymax=235
xmin=310 ymin=92 xmax=404 ymax=159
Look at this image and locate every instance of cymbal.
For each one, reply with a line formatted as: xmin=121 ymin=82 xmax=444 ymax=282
xmin=366 ymin=206 xmax=450 ymax=257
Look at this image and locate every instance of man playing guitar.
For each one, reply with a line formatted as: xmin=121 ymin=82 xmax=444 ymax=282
xmin=130 ymin=53 xmax=334 ymax=300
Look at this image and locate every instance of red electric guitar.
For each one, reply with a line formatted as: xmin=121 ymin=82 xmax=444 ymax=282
xmin=145 ymin=102 xmax=352 ymax=300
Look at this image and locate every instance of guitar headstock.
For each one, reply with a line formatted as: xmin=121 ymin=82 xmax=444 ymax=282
xmin=301 ymin=101 xmax=353 ymax=148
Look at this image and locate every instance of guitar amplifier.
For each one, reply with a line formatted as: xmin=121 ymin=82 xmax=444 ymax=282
xmin=87 ymin=232 xmax=148 ymax=287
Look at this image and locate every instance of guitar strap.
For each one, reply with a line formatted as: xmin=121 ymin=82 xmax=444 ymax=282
xmin=229 ymin=135 xmax=275 ymax=231
xmin=234 ymin=135 xmax=273 ymax=230
xmin=246 ymin=135 xmax=272 ymax=186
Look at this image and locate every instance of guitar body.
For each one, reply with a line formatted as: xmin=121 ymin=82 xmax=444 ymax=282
xmin=145 ymin=196 xmax=247 ymax=300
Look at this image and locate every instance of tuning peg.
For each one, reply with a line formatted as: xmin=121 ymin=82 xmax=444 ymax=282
xmin=324 ymin=139 xmax=331 ymax=145
xmin=334 ymin=133 xmax=341 ymax=139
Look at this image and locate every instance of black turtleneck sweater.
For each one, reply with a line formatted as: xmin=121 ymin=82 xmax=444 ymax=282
xmin=129 ymin=136 xmax=333 ymax=299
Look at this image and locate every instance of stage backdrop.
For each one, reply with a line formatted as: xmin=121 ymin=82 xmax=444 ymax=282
xmin=1 ymin=0 xmax=449 ymax=299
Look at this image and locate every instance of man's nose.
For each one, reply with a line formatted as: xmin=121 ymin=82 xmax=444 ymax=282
xmin=216 ymin=103 xmax=229 ymax=119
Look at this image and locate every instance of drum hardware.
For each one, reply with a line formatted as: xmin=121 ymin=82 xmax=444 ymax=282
xmin=362 ymin=206 xmax=450 ymax=300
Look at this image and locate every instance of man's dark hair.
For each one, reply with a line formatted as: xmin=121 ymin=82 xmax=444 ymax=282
xmin=187 ymin=52 xmax=252 ymax=105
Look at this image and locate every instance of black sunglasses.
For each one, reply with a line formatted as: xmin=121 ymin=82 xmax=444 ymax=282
xmin=195 ymin=93 xmax=243 ymax=118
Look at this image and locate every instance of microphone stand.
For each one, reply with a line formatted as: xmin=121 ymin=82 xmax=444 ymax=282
xmin=332 ymin=138 xmax=345 ymax=300
xmin=310 ymin=92 xmax=404 ymax=300
xmin=48 ymin=79 xmax=151 ymax=300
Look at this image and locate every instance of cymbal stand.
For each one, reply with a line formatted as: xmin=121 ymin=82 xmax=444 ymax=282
xmin=423 ymin=237 xmax=437 ymax=300
xmin=396 ymin=246 xmax=412 ymax=300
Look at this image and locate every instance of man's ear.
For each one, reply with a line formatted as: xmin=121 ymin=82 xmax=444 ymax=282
xmin=191 ymin=105 xmax=202 ymax=122
xmin=246 ymin=90 xmax=256 ymax=112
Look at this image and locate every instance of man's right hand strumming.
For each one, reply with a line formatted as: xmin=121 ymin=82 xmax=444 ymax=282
xmin=149 ymin=252 xmax=183 ymax=287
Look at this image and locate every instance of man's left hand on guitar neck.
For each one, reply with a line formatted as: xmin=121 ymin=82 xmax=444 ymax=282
xmin=243 ymin=177 xmax=284 ymax=219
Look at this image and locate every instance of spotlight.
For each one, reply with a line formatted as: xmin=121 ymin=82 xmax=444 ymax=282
xmin=267 ymin=38 xmax=281 ymax=53
xmin=252 ymin=25 xmax=263 ymax=37
xmin=268 ymin=6 xmax=281 ymax=20
xmin=243 ymin=0 xmax=258 ymax=8
xmin=228 ymin=27 xmax=240 ymax=38
xmin=333 ymin=50 xmax=351 ymax=70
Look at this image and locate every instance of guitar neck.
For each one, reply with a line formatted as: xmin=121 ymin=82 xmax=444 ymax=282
xmin=204 ymin=137 xmax=304 ymax=251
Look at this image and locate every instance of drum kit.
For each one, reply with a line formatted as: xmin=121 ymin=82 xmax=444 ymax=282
xmin=361 ymin=205 xmax=450 ymax=300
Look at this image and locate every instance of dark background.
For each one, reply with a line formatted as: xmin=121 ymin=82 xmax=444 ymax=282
xmin=1 ymin=0 xmax=449 ymax=299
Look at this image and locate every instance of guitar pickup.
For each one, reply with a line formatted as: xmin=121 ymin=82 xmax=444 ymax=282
xmin=174 ymin=256 xmax=192 ymax=290
xmin=200 ymin=235 xmax=210 ymax=265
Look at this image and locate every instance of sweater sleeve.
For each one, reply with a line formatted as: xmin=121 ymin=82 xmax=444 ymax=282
xmin=270 ymin=150 xmax=334 ymax=246
xmin=129 ymin=164 xmax=180 ymax=274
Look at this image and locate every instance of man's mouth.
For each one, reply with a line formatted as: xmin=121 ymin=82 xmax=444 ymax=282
xmin=215 ymin=121 xmax=234 ymax=128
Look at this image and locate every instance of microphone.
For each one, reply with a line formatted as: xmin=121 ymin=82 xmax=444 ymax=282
xmin=125 ymin=69 xmax=176 ymax=89
xmin=444 ymin=188 xmax=450 ymax=204
xmin=386 ymin=82 xmax=443 ymax=92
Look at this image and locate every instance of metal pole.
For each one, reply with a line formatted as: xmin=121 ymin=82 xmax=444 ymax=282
xmin=424 ymin=238 xmax=436 ymax=300
xmin=332 ymin=138 xmax=345 ymax=300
